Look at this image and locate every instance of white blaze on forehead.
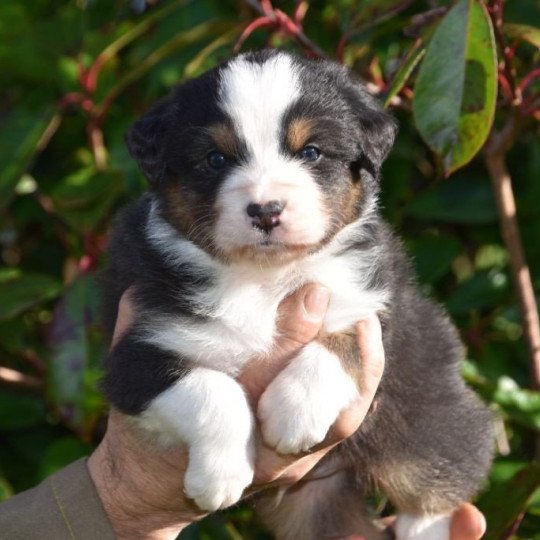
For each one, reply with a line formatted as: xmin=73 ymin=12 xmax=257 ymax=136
xmin=214 ymin=53 xmax=329 ymax=253
xmin=218 ymin=53 xmax=300 ymax=155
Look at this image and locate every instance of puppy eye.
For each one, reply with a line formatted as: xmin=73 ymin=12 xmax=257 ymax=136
xmin=207 ymin=151 xmax=227 ymax=170
xmin=298 ymin=145 xmax=321 ymax=162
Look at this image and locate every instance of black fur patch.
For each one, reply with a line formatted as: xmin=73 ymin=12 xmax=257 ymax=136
xmin=103 ymin=49 xmax=492 ymax=537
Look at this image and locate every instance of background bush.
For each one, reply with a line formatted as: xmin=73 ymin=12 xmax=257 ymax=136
xmin=0 ymin=0 xmax=539 ymax=538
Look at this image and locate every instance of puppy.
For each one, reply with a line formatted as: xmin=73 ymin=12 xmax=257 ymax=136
xmin=102 ymin=49 xmax=492 ymax=540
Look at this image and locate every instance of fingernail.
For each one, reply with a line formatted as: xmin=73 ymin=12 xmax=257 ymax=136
xmin=475 ymin=509 xmax=487 ymax=537
xmin=303 ymin=285 xmax=330 ymax=321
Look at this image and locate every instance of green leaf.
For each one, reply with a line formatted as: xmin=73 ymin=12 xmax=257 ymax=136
xmin=403 ymin=176 xmax=497 ymax=224
xmin=0 ymin=268 xmax=20 ymax=284
xmin=407 ymin=235 xmax=462 ymax=283
xmin=184 ymin=29 xmax=240 ymax=78
xmin=0 ymin=272 xmax=62 ymax=321
xmin=446 ymin=269 xmax=508 ymax=315
xmin=489 ymin=459 xmax=530 ymax=485
xmin=384 ymin=39 xmax=425 ymax=108
xmin=479 ymin=463 xmax=540 ymax=540
xmin=39 ymin=436 xmax=91 ymax=479
xmin=48 ymin=274 xmax=106 ymax=434
xmin=0 ymin=392 xmax=46 ymax=430
xmin=95 ymin=19 xmax=234 ymax=117
xmin=0 ymin=108 xmax=59 ymax=209
xmin=50 ymin=167 xmax=122 ymax=233
xmin=348 ymin=0 xmax=418 ymax=30
xmin=412 ymin=0 xmax=497 ymax=174
xmin=95 ymin=0 xmax=192 ymax=63
xmin=475 ymin=244 xmax=509 ymax=270
xmin=492 ymin=377 xmax=540 ymax=431
xmin=504 ymin=23 xmax=540 ymax=48
xmin=180 ymin=512 xmax=243 ymax=540
xmin=0 ymin=475 xmax=14 ymax=502
xmin=0 ymin=425 xmax=57 ymax=492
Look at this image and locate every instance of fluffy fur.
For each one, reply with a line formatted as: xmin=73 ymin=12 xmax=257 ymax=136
xmin=102 ymin=49 xmax=493 ymax=539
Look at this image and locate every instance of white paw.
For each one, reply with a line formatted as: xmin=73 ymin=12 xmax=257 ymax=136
xmin=184 ymin=446 xmax=254 ymax=511
xmin=258 ymin=342 xmax=358 ymax=454
xmin=395 ymin=514 xmax=451 ymax=540
xmin=136 ymin=369 xmax=256 ymax=512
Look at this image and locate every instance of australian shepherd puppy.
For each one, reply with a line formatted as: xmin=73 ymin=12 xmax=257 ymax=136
xmin=102 ymin=49 xmax=492 ymax=540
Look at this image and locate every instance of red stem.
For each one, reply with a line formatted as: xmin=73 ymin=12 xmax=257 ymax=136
xmin=498 ymin=72 xmax=514 ymax=103
xmin=234 ymin=16 xmax=274 ymax=52
xmin=59 ymin=93 xmax=94 ymax=112
xmin=518 ymin=68 xmax=540 ymax=96
xmin=294 ymin=1 xmax=308 ymax=25
xmin=243 ymin=0 xmax=328 ymax=58
xmin=488 ymin=0 xmax=521 ymax=104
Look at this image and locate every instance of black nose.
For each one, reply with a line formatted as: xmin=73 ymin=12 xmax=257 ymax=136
xmin=246 ymin=200 xmax=285 ymax=233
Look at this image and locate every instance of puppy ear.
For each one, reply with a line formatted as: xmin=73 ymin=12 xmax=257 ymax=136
xmin=356 ymin=105 xmax=397 ymax=174
xmin=125 ymin=99 xmax=171 ymax=186
xmin=342 ymin=79 xmax=398 ymax=175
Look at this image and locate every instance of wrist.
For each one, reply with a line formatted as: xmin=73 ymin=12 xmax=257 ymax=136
xmin=88 ymin=414 xmax=202 ymax=539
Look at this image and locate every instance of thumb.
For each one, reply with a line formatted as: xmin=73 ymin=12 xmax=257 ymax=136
xmin=274 ymin=283 xmax=330 ymax=358
xmin=238 ymin=283 xmax=329 ymax=403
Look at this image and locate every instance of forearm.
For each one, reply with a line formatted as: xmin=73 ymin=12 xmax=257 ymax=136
xmin=87 ymin=412 xmax=202 ymax=540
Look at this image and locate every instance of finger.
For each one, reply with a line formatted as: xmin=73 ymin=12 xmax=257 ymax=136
xmin=274 ymin=283 xmax=330 ymax=357
xmin=357 ymin=314 xmax=385 ymax=397
xmin=239 ymin=284 xmax=329 ymax=402
xmin=450 ymin=503 xmax=486 ymax=540
xmin=326 ymin=315 xmax=385 ymax=443
xmin=253 ymin=314 xmax=385 ymax=486
xmin=252 ymin=443 xmax=331 ymax=486
xmin=111 ymin=290 xmax=135 ymax=348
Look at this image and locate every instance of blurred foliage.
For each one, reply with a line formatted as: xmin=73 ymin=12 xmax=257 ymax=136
xmin=0 ymin=0 xmax=539 ymax=538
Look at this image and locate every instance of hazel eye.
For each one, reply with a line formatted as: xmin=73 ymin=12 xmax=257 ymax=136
xmin=207 ymin=151 xmax=227 ymax=170
xmin=298 ymin=145 xmax=321 ymax=162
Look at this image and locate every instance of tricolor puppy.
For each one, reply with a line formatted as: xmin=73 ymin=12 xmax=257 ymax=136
xmin=102 ymin=50 xmax=492 ymax=540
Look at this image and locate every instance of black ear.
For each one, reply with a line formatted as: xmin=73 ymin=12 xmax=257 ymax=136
xmin=125 ymin=99 xmax=171 ymax=186
xmin=356 ymin=104 xmax=397 ymax=173
xmin=341 ymin=76 xmax=398 ymax=175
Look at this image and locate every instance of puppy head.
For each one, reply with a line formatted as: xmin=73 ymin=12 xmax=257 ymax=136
xmin=127 ymin=50 xmax=396 ymax=264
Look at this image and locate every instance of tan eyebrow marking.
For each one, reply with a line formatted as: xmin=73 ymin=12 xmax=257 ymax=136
xmin=287 ymin=118 xmax=316 ymax=153
xmin=207 ymin=123 xmax=240 ymax=156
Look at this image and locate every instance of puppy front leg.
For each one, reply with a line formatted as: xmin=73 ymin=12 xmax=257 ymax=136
xmin=138 ymin=367 xmax=255 ymax=512
xmin=258 ymin=333 xmax=360 ymax=454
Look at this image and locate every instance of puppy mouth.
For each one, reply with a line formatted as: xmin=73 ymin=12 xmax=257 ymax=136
xmin=256 ymin=240 xmax=308 ymax=252
xmin=212 ymin=216 xmax=328 ymax=263
xmin=250 ymin=228 xmax=316 ymax=251
xmin=224 ymin=235 xmax=318 ymax=263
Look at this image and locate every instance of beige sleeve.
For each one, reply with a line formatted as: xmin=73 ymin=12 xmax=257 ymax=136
xmin=0 ymin=458 xmax=115 ymax=540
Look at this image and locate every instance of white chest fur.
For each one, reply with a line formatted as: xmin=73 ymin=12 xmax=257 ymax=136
xmin=142 ymin=214 xmax=389 ymax=376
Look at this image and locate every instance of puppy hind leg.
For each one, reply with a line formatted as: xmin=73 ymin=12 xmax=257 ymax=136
xmin=254 ymin=469 xmax=388 ymax=540
xmin=364 ymin=404 xmax=492 ymax=540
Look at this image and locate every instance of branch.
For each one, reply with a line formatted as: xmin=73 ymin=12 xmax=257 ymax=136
xmin=488 ymin=0 xmax=521 ymax=105
xmin=484 ymin=118 xmax=540 ymax=389
xmin=243 ymin=0 xmax=329 ymax=58
xmin=0 ymin=366 xmax=43 ymax=391
xmin=518 ymin=67 xmax=540 ymax=96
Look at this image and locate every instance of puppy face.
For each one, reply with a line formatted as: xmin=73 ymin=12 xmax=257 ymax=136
xmin=127 ymin=50 xmax=396 ymax=264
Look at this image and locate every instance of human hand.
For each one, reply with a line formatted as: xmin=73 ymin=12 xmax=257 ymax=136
xmin=88 ymin=285 xmax=485 ymax=540
xmin=239 ymin=285 xmax=385 ymax=487
xmin=450 ymin=503 xmax=487 ymax=539
xmin=88 ymin=284 xmax=384 ymax=539
xmin=367 ymin=503 xmax=486 ymax=540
